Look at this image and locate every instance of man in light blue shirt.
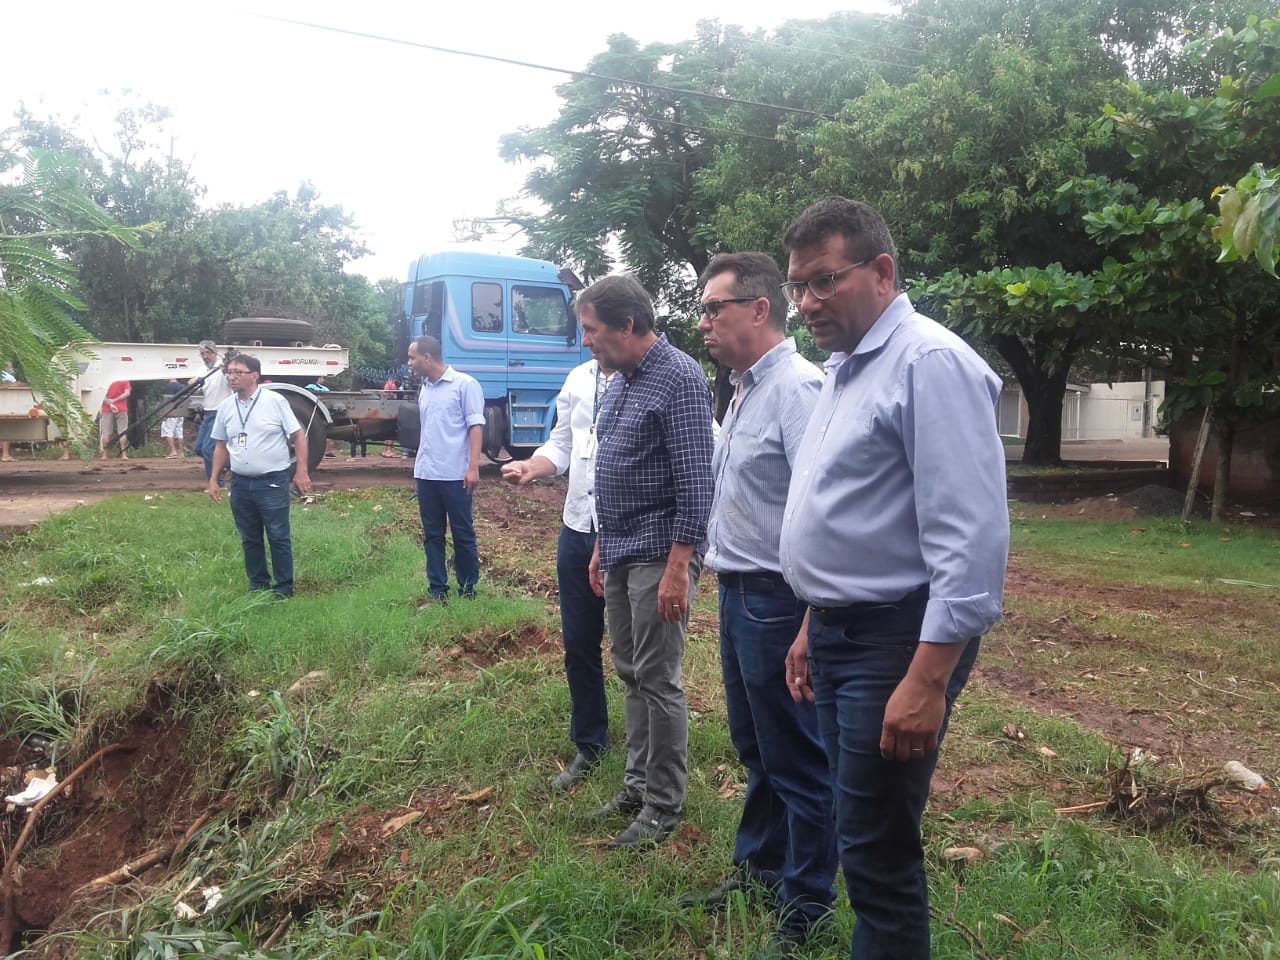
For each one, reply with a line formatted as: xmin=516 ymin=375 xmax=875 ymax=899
xmin=680 ymin=252 xmax=835 ymax=952
xmin=408 ymin=335 xmax=486 ymax=601
xmin=207 ymin=353 xmax=313 ymax=598
xmin=778 ymin=197 xmax=1008 ymax=960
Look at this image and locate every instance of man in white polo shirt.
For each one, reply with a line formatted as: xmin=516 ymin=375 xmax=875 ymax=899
xmin=207 ymin=353 xmax=313 ymax=598
xmin=407 ymin=335 xmax=486 ymax=601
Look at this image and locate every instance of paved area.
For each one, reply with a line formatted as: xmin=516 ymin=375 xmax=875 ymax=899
xmin=1005 ymin=437 xmax=1169 ymax=464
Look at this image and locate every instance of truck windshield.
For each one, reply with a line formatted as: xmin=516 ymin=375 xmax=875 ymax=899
xmin=512 ymin=285 xmax=571 ymax=337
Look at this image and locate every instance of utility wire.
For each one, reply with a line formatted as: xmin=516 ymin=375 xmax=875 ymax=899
xmin=259 ymin=14 xmax=841 ymax=121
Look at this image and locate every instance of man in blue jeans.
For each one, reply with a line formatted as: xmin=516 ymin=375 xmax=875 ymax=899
xmin=682 ymin=252 xmax=834 ymax=958
xmin=779 ymin=197 xmax=1009 ymax=960
xmin=191 ymin=340 xmax=232 ymax=483
xmin=501 ymin=357 xmax=617 ymax=789
xmin=407 ymin=335 xmax=485 ymax=601
xmin=207 ymin=354 xmax=312 ymax=597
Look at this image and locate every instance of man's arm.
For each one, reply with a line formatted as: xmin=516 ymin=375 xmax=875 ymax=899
xmin=207 ymin=441 xmax=230 ymax=502
xmin=501 ymin=455 xmax=557 ymax=485
xmin=464 ymin=423 xmax=482 ymax=493
xmin=291 ymin=429 xmax=312 ymax=494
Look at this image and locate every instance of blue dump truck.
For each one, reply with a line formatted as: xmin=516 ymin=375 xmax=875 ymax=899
xmin=257 ymin=251 xmax=588 ymax=470
xmin=394 ymin=251 xmax=589 ymax=460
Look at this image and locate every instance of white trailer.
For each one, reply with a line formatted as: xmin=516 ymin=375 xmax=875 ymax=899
xmin=1 ymin=341 xmax=358 ymax=471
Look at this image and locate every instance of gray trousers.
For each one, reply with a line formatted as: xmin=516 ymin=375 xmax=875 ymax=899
xmin=604 ymin=555 xmax=702 ymax=815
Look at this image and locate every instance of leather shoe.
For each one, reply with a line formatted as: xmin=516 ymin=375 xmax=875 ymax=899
xmin=607 ymin=805 xmax=682 ymax=848
xmin=590 ymin=788 xmax=644 ymax=819
xmin=549 ymin=751 xmax=598 ymax=791
xmin=678 ymin=863 xmax=757 ymax=911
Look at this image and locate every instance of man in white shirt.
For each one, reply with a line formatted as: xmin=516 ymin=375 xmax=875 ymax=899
xmin=207 ymin=354 xmax=312 ymax=598
xmin=502 ymin=357 xmax=616 ymax=789
xmin=191 ymin=340 xmax=233 ymax=482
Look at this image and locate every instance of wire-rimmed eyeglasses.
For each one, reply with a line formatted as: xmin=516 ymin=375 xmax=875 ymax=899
xmin=780 ymin=259 xmax=871 ymax=306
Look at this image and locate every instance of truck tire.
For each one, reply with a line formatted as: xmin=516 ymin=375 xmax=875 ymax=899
xmin=482 ymin=401 xmax=508 ymax=462
xmin=282 ymin=391 xmax=327 ymax=474
xmin=224 ymin=317 xmax=316 ymax=347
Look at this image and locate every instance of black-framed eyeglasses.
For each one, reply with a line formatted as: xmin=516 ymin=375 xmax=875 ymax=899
xmin=225 ymin=369 xmax=252 ymax=377
xmin=780 ymin=259 xmax=871 ymax=306
xmin=700 ymin=297 xmax=759 ymax=320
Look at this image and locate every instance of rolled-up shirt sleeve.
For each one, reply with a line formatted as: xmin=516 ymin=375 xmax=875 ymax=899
xmin=903 ymin=348 xmax=1009 ymax=645
xmin=462 ymin=379 xmax=487 ymax=428
xmin=661 ymin=374 xmax=715 ymax=546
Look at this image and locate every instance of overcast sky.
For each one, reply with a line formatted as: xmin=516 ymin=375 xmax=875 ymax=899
xmin=6 ymin=1 xmax=891 ymax=283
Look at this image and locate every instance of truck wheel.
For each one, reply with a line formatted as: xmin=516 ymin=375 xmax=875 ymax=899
xmin=283 ymin=392 xmax=327 ymax=473
xmin=224 ymin=317 xmax=316 ymax=346
xmin=482 ymin=402 xmax=508 ymax=462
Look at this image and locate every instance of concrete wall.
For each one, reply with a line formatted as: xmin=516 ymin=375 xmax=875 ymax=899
xmin=1170 ymin=414 xmax=1280 ymax=499
xmin=997 ymin=380 xmax=1164 ymax=441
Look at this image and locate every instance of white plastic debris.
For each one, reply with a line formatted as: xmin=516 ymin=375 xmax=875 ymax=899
xmin=18 ymin=576 xmax=55 ymax=587
xmin=173 ymin=902 xmax=200 ymax=920
xmin=5 ymin=774 xmax=58 ymax=807
xmin=1224 ymin=760 xmax=1270 ymax=792
xmin=202 ymin=886 xmax=223 ymax=912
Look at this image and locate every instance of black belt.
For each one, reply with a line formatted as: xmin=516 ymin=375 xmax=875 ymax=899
xmin=717 ymin=570 xmax=791 ymax=594
xmin=809 ymin=584 xmax=929 ymax=626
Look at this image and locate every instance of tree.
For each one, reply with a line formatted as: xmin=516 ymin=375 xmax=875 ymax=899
xmin=0 ymin=139 xmax=154 ymax=443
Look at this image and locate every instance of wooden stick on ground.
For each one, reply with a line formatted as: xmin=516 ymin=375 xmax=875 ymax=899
xmin=1 ymin=743 xmax=132 ymax=952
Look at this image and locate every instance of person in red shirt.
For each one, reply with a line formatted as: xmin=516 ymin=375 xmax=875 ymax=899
xmin=99 ymin=380 xmax=131 ymax=460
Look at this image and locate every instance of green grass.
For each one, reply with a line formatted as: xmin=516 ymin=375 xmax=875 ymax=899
xmin=1 ymin=491 xmax=1278 ymax=958
xmin=1010 ymin=514 xmax=1280 ymax=588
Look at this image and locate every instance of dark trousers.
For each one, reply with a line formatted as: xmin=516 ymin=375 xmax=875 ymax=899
xmin=229 ymin=469 xmax=294 ymax=596
xmin=808 ymin=597 xmax=979 ymax=960
xmin=719 ymin=580 xmax=836 ymax=934
xmin=194 ymin=414 xmax=217 ymax=480
xmin=556 ymin=525 xmax=609 ymax=756
xmin=415 ymin=478 xmax=479 ymax=597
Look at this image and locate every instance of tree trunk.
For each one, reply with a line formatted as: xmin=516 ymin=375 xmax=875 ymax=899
xmin=992 ymin=333 xmax=1072 ymax=466
xmin=1211 ymin=418 xmax=1234 ymax=523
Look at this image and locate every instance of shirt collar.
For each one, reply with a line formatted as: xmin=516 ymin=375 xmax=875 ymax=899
xmin=430 ymin=366 xmax=458 ymax=384
xmin=731 ymin=336 xmax=797 ymax=389
xmin=830 ymin=293 xmax=913 ymax=383
xmin=628 ymin=334 xmax=669 ymax=380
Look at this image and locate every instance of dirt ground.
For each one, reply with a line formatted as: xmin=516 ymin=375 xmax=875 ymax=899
xmin=3 ymin=451 xmax=1278 ymax=951
xmin=0 ymin=453 xmax=422 ymax=535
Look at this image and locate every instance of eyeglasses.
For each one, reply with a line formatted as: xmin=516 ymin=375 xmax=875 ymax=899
xmin=225 ymin=369 xmax=252 ymax=377
xmin=700 ymin=297 xmax=759 ymax=320
xmin=780 ymin=259 xmax=872 ymax=306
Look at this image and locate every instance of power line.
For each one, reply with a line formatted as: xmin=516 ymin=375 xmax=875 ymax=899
xmin=259 ymin=14 xmax=841 ymax=122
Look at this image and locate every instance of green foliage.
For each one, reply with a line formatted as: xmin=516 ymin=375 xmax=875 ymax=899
xmin=0 ymin=136 xmax=154 ymax=443
xmin=1216 ymin=162 xmax=1280 ymax=275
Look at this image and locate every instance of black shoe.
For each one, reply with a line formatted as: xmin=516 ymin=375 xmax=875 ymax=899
xmin=678 ymin=863 xmax=756 ymax=911
xmin=590 ymin=788 xmax=644 ymax=820
xmin=607 ymin=804 xmax=682 ymax=848
xmin=550 ymin=751 xmax=599 ymax=791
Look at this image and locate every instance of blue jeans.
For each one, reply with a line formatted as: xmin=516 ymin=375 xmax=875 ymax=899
xmin=556 ymin=525 xmax=608 ymax=756
xmin=808 ymin=597 xmax=979 ymax=960
xmin=720 ymin=581 xmax=836 ymax=934
xmin=194 ymin=414 xmax=217 ymax=480
xmin=416 ymin=478 xmax=479 ymax=597
xmin=228 ymin=469 xmax=295 ymax=595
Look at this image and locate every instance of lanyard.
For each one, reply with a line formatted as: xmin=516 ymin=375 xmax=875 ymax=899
xmin=235 ymin=391 xmax=260 ymax=433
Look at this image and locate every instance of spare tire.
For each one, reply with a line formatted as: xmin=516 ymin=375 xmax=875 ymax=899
xmin=224 ymin=317 xmax=316 ymax=346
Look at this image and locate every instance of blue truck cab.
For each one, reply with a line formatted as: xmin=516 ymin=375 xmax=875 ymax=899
xmin=397 ymin=251 xmax=589 ymax=459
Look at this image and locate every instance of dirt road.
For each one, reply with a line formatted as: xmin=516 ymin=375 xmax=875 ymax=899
xmin=0 ymin=454 xmax=423 ymax=535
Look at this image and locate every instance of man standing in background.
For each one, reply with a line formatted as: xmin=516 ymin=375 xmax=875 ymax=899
xmin=407 ymin=335 xmax=485 ymax=602
xmin=98 ymin=379 xmax=131 ymax=460
xmin=501 ymin=356 xmax=616 ymax=790
xmin=191 ymin=340 xmax=232 ymax=481
xmin=207 ymin=354 xmax=312 ymax=598
xmin=580 ymin=275 xmax=715 ymax=849
xmin=682 ymin=252 xmax=835 ymax=957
